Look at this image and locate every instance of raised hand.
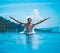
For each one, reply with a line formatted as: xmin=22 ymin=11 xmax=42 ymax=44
xmin=9 ymin=16 xmax=14 ymax=19
xmin=9 ymin=16 xmax=26 ymax=24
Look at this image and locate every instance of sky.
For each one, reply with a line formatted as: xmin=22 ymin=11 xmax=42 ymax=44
xmin=0 ymin=0 xmax=60 ymax=28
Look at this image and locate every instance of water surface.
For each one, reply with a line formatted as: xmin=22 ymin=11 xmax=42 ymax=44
xmin=0 ymin=32 xmax=60 ymax=53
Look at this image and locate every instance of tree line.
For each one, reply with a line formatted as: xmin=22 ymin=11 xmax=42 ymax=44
xmin=0 ymin=16 xmax=25 ymax=32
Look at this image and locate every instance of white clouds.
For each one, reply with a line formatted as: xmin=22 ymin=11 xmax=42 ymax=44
xmin=31 ymin=9 xmax=43 ymax=21
xmin=33 ymin=9 xmax=40 ymax=18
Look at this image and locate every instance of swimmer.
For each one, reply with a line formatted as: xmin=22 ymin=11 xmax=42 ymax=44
xmin=9 ymin=16 xmax=50 ymax=35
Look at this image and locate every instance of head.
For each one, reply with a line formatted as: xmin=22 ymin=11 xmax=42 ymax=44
xmin=27 ymin=18 xmax=32 ymax=23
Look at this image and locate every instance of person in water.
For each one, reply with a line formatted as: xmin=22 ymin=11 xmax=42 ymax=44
xmin=9 ymin=16 xmax=50 ymax=35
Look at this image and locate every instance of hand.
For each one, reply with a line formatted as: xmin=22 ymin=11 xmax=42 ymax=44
xmin=47 ymin=16 xmax=50 ymax=19
xmin=46 ymin=17 xmax=50 ymax=20
xmin=9 ymin=16 xmax=13 ymax=19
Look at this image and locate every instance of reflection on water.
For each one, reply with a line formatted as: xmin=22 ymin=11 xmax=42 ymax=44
xmin=10 ymin=33 xmax=45 ymax=49
xmin=0 ymin=32 xmax=60 ymax=53
xmin=0 ymin=33 xmax=45 ymax=50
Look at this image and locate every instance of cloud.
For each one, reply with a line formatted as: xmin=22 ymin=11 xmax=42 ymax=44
xmin=33 ymin=9 xmax=40 ymax=18
xmin=31 ymin=9 xmax=43 ymax=21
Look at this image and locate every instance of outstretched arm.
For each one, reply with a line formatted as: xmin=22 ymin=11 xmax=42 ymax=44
xmin=33 ymin=17 xmax=50 ymax=25
xmin=9 ymin=16 xmax=26 ymax=24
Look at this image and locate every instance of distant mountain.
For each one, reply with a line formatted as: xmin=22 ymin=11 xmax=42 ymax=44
xmin=0 ymin=16 xmax=25 ymax=32
xmin=35 ymin=27 xmax=59 ymax=33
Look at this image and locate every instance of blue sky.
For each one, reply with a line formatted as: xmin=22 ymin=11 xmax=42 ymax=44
xmin=0 ymin=0 xmax=60 ymax=28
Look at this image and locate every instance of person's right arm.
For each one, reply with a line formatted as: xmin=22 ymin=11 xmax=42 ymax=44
xmin=9 ymin=16 xmax=26 ymax=24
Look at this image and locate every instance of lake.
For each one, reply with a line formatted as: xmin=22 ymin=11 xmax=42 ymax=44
xmin=0 ymin=32 xmax=60 ymax=53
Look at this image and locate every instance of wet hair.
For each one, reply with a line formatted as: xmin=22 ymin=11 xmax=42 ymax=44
xmin=27 ymin=18 xmax=32 ymax=22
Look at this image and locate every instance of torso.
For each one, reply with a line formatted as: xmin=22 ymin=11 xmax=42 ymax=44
xmin=25 ymin=23 xmax=34 ymax=32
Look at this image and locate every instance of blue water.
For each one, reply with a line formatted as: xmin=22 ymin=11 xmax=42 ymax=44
xmin=0 ymin=32 xmax=60 ymax=53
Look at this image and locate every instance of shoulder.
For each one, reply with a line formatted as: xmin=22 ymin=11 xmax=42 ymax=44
xmin=24 ymin=23 xmax=27 ymax=25
xmin=32 ymin=23 xmax=35 ymax=26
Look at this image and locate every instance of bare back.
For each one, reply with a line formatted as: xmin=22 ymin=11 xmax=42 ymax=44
xmin=24 ymin=23 xmax=34 ymax=32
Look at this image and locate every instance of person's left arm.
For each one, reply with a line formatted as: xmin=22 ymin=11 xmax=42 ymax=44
xmin=33 ymin=17 xmax=50 ymax=25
